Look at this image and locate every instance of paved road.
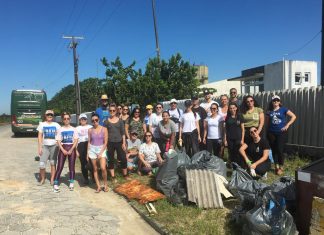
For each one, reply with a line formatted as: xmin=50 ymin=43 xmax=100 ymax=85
xmin=0 ymin=125 xmax=157 ymax=235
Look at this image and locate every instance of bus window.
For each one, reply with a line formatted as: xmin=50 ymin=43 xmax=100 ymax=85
xmin=11 ymin=90 xmax=47 ymax=136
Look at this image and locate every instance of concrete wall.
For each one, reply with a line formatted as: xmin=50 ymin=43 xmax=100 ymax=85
xmin=264 ymin=61 xmax=283 ymax=91
xmin=199 ymin=79 xmax=241 ymax=96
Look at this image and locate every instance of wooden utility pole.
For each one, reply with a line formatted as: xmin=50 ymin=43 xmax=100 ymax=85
xmin=151 ymin=0 xmax=160 ymax=61
xmin=62 ymin=35 xmax=84 ymax=121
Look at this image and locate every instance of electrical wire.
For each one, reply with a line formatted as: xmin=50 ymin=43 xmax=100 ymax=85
xmin=286 ymin=30 xmax=321 ymax=56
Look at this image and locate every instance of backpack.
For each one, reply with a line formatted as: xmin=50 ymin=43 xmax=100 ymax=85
xmin=168 ymin=108 xmax=181 ymax=124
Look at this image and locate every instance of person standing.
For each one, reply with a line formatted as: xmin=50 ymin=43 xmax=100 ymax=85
xmin=106 ymin=104 xmax=129 ymax=181
xmin=179 ymin=100 xmax=201 ymax=157
xmin=120 ymin=104 xmax=130 ymax=126
xmin=76 ymin=113 xmax=92 ymax=185
xmin=192 ymin=95 xmax=207 ymax=151
xmin=158 ymin=111 xmax=176 ymax=156
xmin=200 ymin=89 xmax=217 ymax=116
xmin=125 ymin=107 xmax=145 ymax=140
xmin=144 ymin=104 xmax=153 ymax=132
xmin=224 ymin=102 xmax=245 ymax=167
xmin=87 ymin=114 xmax=108 ymax=193
xmin=53 ymin=112 xmax=79 ymax=192
xmin=167 ymin=99 xmax=183 ymax=144
xmin=37 ymin=110 xmax=61 ymax=185
xmin=149 ymin=103 xmax=163 ymax=151
xmin=229 ymin=88 xmax=241 ymax=105
xmin=242 ymin=95 xmax=264 ymax=143
xmin=219 ymin=95 xmax=229 ymax=119
xmin=239 ymin=127 xmax=271 ymax=178
xmin=203 ymin=103 xmax=224 ymax=157
xmin=95 ymin=94 xmax=110 ymax=126
xmin=266 ymin=95 xmax=296 ymax=175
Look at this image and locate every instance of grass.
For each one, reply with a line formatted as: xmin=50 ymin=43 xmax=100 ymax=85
xmin=78 ymin=153 xmax=312 ymax=235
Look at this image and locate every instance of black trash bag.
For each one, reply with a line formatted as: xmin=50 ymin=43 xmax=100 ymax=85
xmin=169 ymin=178 xmax=188 ymax=205
xmin=242 ymin=190 xmax=297 ymax=235
xmin=237 ymin=180 xmax=270 ymax=210
xmin=188 ymin=150 xmax=226 ymax=177
xmin=270 ymin=176 xmax=296 ymax=217
xmin=228 ymin=163 xmax=253 ymax=196
xmin=156 ymin=149 xmax=190 ymax=200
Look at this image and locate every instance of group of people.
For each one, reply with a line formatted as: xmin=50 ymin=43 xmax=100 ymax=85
xmin=37 ymin=88 xmax=296 ymax=193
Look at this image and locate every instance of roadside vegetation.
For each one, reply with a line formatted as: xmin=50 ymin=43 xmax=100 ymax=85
xmin=0 ymin=114 xmax=10 ymax=124
xmin=106 ymin=153 xmax=311 ymax=235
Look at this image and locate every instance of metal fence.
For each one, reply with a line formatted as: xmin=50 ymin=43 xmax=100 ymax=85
xmin=162 ymin=86 xmax=324 ymax=150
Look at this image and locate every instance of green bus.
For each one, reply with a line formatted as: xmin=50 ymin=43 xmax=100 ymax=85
xmin=11 ymin=89 xmax=47 ymax=135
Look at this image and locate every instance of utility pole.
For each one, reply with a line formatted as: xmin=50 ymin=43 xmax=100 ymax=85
xmin=321 ymin=0 xmax=324 ymax=86
xmin=62 ymin=35 xmax=84 ymax=121
xmin=151 ymin=0 xmax=160 ymax=61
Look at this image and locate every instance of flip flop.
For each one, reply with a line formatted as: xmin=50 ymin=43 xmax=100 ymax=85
xmin=103 ymin=187 xmax=109 ymax=192
xmin=95 ymin=188 xmax=101 ymax=193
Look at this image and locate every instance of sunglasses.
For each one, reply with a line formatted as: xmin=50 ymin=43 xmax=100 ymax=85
xmin=134 ymin=111 xmax=140 ymax=114
xmin=246 ymin=100 xmax=254 ymax=103
xmin=109 ymin=109 xmax=116 ymax=112
xmin=46 ymin=114 xmax=54 ymax=117
xmin=156 ymin=107 xmax=162 ymax=109
xmin=272 ymin=99 xmax=280 ymax=102
xmin=230 ymin=91 xmax=237 ymax=94
xmin=145 ymin=135 xmax=152 ymax=137
xmin=170 ymin=102 xmax=176 ymax=105
xmin=63 ymin=117 xmax=70 ymax=121
xmin=92 ymin=119 xmax=99 ymax=123
xmin=250 ymin=129 xmax=257 ymax=134
xmin=123 ymin=108 xmax=129 ymax=111
xmin=131 ymin=133 xmax=138 ymax=136
xmin=80 ymin=118 xmax=87 ymax=121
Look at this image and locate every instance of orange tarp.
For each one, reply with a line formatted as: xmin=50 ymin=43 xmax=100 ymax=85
xmin=114 ymin=180 xmax=165 ymax=204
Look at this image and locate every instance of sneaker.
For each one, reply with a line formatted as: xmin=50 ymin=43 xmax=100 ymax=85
xmin=261 ymin=172 xmax=268 ymax=180
xmin=53 ymin=185 xmax=60 ymax=193
xmin=69 ymin=183 xmax=74 ymax=191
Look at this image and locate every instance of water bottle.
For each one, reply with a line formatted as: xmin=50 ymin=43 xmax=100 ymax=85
xmin=165 ymin=139 xmax=170 ymax=152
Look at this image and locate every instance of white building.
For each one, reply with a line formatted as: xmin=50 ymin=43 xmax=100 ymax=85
xmin=199 ymin=79 xmax=241 ymax=96
xmin=227 ymin=60 xmax=317 ymax=94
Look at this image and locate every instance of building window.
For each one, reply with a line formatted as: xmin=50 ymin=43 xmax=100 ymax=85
xmin=295 ymin=72 xmax=301 ymax=84
xmin=304 ymin=72 xmax=310 ymax=83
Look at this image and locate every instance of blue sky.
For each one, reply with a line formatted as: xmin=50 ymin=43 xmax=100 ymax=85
xmin=0 ymin=0 xmax=321 ymax=114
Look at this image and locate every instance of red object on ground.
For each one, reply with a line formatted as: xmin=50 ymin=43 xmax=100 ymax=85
xmin=114 ymin=180 xmax=165 ymax=204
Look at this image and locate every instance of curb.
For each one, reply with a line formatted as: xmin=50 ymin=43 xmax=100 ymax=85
xmin=128 ymin=201 xmax=170 ymax=235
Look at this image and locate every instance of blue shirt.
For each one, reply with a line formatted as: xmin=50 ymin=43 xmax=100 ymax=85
xmin=95 ymin=106 xmax=110 ymax=126
xmin=267 ymin=107 xmax=288 ymax=133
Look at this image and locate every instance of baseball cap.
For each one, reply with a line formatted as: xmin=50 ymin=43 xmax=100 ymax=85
xmin=79 ymin=113 xmax=88 ymax=120
xmin=191 ymin=95 xmax=198 ymax=100
xmin=45 ymin=110 xmax=54 ymax=115
xmin=146 ymin=104 xmax=153 ymax=109
xmin=130 ymin=128 xmax=138 ymax=135
xmin=203 ymin=89 xmax=211 ymax=95
xmin=272 ymin=95 xmax=281 ymax=101
xmin=170 ymin=98 xmax=177 ymax=104
xmin=101 ymin=94 xmax=108 ymax=100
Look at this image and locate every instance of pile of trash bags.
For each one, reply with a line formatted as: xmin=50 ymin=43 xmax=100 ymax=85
xmin=229 ymin=163 xmax=297 ymax=235
xmin=156 ymin=150 xmax=226 ymax=205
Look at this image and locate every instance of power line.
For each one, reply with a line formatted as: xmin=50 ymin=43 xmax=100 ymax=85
xmin=68 ymin=0 xmax=88 ymax=34
xmin=286 ymin=30 xmax=321 ymax=56
xmin=80 ymin=0 xmax=124 ymax=55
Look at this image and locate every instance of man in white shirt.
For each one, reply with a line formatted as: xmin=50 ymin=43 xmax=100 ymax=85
xmin=149 ymin=103 xmax=163 ymax=151
xmin=168 ymin=98 xmax=183 ymax=143
xmin=200 ymin=89 xmax=217 ymax=116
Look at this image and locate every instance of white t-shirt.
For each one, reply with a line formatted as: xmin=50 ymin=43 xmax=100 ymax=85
xmin=200 ymin=100 xmax=217 ymax=116
xmin=179 ymin=112 xmax=200 ymax=133
xmin=149 ymin=113 xmax=163 ymax=138
xmin=56 ymin=126 xmax=79 ymax=145
xmin=168 ymin=108 xmax=183 ymax=132
xmin=37 ymin=121 xmax=61 ymax=146
xmin=218 ymin=107 xmax=227 ymax=120
xmin=205 ymin=115 xmax=224 ymax=139
xmin=76 ymin=124 xmax=92 ymax=143
xmin=139 ymin=142 xmax=161 ymax=163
